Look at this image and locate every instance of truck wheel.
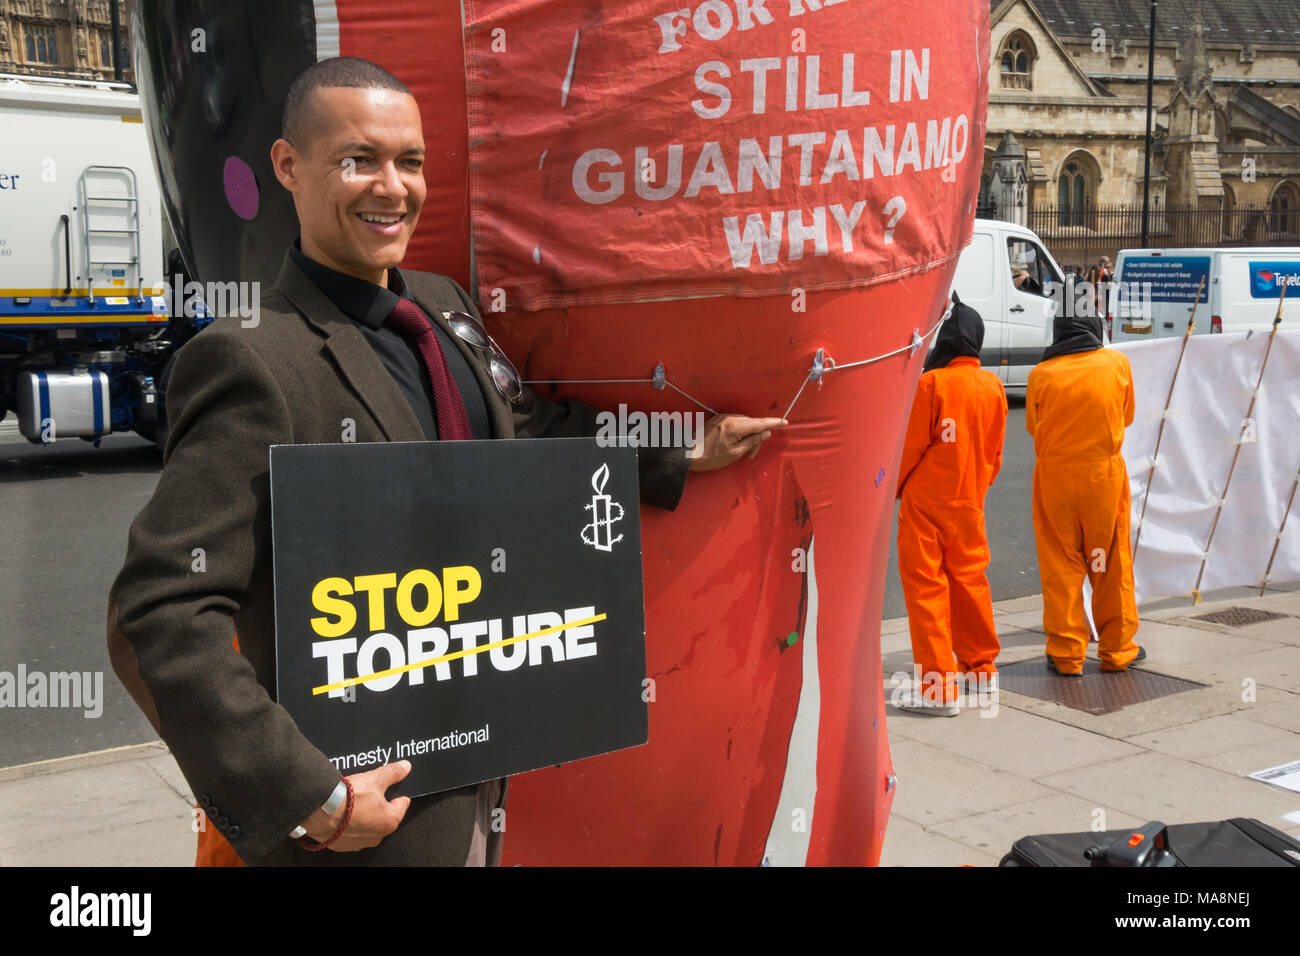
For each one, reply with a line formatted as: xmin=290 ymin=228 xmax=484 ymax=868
xmin=141 ymin=353 xmax=177 ymax=452
xmin=149 ymin=406 xmax=171 ymax=452
xmin=154 ymin=352 xmax=177 ymax=452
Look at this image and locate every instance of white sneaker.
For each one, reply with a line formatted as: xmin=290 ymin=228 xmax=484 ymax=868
xmin=894 ymin=689 xmax=960 ymax=717
xmin=961 ymin=674 xmax=999 ymax=698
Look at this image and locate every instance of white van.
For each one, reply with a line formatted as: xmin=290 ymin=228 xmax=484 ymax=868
xmin=948 ymin=219 xmax=1066 ymax=389
xmin=1109 ymin=247 xmax=1300 ymax=342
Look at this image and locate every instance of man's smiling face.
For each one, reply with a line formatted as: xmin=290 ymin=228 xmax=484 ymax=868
xmin=273 ymin=85 xmax=426 ymax=286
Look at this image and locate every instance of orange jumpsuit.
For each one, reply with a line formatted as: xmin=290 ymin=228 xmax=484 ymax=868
xmin=196 ymin=818 xmax=245 ymax=866
xmin=897 ymin=356 xmax=1007 ymax=703
xmin=1027 ymin=348 xmax=1140 ymax=672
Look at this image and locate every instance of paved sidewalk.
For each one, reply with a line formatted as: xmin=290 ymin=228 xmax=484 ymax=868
xmin=0 ymin=742 xmax=194 ymax=866
xmin=880 ymin=584 xmax=1300 ymax=865
xmin=2 ymin=586 xmax=1298 ymax=866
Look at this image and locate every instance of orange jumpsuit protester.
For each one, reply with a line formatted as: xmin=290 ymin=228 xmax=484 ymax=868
xmin=896 ymin=294 xmax=1007 ymax=710
xmin=1027 ymin=312 xmax=1141 ymax=674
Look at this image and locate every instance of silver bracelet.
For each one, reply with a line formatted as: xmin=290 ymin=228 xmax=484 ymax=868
xmin=289 ymin=779 xmax=348 ymax=839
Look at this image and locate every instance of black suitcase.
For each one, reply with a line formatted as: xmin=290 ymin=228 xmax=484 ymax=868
xmin=999 ymin=818 xmax=1300 ymax=867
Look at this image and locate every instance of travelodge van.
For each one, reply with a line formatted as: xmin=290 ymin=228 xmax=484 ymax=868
xmin=1109 ymin=247 xmax=1300 ymax=343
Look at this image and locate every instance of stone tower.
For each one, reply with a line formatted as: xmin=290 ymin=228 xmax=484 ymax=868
xmin=990 ymin=131 xmax=1029 ymax=226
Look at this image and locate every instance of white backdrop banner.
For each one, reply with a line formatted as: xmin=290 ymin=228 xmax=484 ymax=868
xmin=1114 ymin=329 xmax=1300 ymax=605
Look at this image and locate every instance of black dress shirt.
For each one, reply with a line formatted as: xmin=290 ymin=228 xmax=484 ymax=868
xmin=290 ymin=241 xmax=491 ymax=440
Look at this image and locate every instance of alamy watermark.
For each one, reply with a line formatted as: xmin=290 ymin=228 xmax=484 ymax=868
xmin=49 ymin=886 xmax=150 ymax=935
xmin=890 ymin=668 xmax=999 ymax=718
xmin=1044 ymin=277 xmax=1153 ymax=321
xmin=595 ymin=404 xmax=705 ymax=449
xmin=0 ymin=665 xmax=103 ymax=718
xmin=150 ymin=274 xmax=260 ymax=328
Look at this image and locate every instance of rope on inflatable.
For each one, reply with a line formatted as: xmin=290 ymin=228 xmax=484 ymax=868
xmin=521 ymin=317 xmax=947 ymax=424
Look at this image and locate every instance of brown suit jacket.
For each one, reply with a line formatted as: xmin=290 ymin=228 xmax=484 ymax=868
xmin=107 ymin=250 xmax=689 ymax=865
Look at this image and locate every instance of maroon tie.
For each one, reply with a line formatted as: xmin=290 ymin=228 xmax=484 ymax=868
xmin=384 ymin=298 xmax=473 ymax=441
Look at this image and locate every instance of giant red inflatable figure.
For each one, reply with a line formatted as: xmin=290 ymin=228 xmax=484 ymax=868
xmin=135 ymin=0 xmax=989 ymax=866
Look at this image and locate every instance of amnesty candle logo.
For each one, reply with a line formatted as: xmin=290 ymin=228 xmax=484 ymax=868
xmin=582 ymin=463 xmax=625 ymax=552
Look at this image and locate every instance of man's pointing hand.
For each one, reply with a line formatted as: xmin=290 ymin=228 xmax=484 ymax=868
xmin=689 ymin=414 xmax=787 ymax=471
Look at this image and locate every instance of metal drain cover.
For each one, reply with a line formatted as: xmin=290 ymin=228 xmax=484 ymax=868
xmin=996 ymin=658 xmax=1205 ymax=715
xmin=1191 ymin=606 xmax=1291 ymax=627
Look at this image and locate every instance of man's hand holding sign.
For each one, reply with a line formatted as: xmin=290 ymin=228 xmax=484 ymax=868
xmin=301 ymin=761 xmax=411 ymax=850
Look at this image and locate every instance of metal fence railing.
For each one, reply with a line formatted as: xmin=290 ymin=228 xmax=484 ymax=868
xmin=1028 ymin=203 xmax=1299 ymax=247
xmin=1024 ymin=203 xmax=1299 ymax=274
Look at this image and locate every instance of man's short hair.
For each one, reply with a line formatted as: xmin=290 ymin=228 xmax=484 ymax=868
xmin=282 ymin=56 xmax=413 ymax=149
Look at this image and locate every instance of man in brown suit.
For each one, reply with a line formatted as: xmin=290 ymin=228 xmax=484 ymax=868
xmin=107 ymin=57 xmax=783 ymax=866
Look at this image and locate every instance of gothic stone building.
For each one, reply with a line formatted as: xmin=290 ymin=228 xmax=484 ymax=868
xmin=982 ymin=0 xmax=1300 ymax=265
xmin=0 ymin=0 xmax=132 ymax=83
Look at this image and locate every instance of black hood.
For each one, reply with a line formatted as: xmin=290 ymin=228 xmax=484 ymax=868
xmin=1042 ymin=311 xmax=1104 ymax=361
xmin=924 ymin=292 xmax=985 ymax=372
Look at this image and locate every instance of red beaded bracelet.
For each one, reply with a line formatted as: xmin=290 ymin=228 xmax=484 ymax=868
xmin=298 ymin=777 xmax=355 ymax=851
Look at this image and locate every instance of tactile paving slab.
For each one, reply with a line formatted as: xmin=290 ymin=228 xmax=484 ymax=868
xmin=996 ymin=658 xmax=1206 ymax=716
xmin=1191 ymin=606 xmax=1291 ymax=627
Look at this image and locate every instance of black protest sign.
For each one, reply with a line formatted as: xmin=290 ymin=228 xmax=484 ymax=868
xmin=270 ymin=438 xmax=646 ymax=799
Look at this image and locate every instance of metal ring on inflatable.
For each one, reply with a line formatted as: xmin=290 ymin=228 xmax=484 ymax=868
xmin=133 ymin=0 xmax=989 ymax=866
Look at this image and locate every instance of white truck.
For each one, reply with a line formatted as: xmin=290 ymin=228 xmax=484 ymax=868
xmin=0 ymin=73 xmax=202 ymax=447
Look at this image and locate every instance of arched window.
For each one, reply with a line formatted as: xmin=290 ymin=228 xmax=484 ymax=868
xmin=999 ymin=32 xmax=1035 ymax=90
xmin=1271 ymin=182 xmax=1299 ymax=237
xmin=1057 ymin=158 xmax=1093 ymax=228
xmin=1222 ymin=182 xmax=1239 ymax=240
xmin=24 ymin=26 xmax=58 ymax=65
